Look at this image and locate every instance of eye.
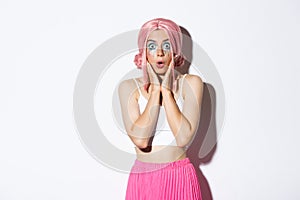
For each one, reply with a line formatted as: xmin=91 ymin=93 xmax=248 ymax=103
xmin=147 ymin=42 xmax=157 ymax=50
xmin=162 ymin=42 xmax=171 ymax=51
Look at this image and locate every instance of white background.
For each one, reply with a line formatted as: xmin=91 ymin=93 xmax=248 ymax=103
xmin=1 ymin=0 xmax=299 ymax=199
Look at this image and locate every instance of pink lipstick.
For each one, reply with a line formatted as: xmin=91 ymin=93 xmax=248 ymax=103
xmin=156 ymin=61 xmax=165 ymax=68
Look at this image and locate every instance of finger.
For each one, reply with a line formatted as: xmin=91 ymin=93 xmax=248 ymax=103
xmin=146 ymin=65 xmax=154 ymax=83
xmin=147 ymin=62 xmax=155 ymax=75
xmin=147 ymin=63 xmax=159 ymax=85
xmin=146 ymin=62 xmax=151 ymax=73
xmin=169 ymin=53 xmax=175 ymax=67
xmin=146 ymin=63 xmax=154 ymax=76
xmin=165 ymin=58 xmax=174 ymax=77
xmin=165 ymin=65 xmax=172 ymax=78
xmin=166 ymin=65 xmax=172 ymax=76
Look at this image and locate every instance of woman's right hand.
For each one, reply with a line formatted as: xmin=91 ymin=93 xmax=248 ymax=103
xmin=146 ymin=62 xmax=160 ymax=93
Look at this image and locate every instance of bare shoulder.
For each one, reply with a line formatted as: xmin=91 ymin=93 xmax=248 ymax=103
xmin=181 ymin=74 xmax=203 ymax=99
xmin=118 ymin=78 xmax=139 ymax=98
xmin=183 ymin=74 xmax=204 ymax=89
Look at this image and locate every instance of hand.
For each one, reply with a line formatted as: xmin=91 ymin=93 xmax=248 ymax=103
xmin=146 ymin=62 xmax=160 ymax=93
xmin=161 ymin=59 xmax=173 ymax=93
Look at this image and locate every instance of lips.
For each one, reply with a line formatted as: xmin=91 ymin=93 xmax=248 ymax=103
xmin=156 ymin=61 xmax=165 ymax=68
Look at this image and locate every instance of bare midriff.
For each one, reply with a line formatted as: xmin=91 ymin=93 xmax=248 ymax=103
xmin=134 ymin=145 xmax=187 ymax=163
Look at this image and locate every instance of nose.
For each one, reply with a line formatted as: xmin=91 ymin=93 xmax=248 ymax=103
xmin=156 ymin=47 xmax=164 ymax=56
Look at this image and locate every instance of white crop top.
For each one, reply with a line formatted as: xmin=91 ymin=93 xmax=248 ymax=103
xmin=133 ymin=74 xmax=191 ymax=149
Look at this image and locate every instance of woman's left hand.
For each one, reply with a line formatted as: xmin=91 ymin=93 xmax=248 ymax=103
xmin=161 ymin=60 xmax=173 ymax=94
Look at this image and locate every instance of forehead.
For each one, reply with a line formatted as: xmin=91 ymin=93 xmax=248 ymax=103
xmin=147 ymin=29 xmax=169 ymax=41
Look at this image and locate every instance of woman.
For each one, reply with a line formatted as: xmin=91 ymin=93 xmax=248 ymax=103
xmin=118 ymin=18 xmax=204 ymax=200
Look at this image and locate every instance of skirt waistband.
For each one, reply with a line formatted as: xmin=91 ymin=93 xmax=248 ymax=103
xmin=131 ymin=157 xmax=191 ymax=173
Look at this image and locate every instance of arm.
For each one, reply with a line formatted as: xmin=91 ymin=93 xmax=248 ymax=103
xmin=162 ymin=74 xmax=204 ymax=147
xmin=118 ymin=79 xmax=160 ymax=149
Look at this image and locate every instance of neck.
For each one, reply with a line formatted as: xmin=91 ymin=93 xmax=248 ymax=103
xmin=157 ymin=72 xmax=178 ymax=82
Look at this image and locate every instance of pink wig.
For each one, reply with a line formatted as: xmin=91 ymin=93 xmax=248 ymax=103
xmin=134 ymin=18 xmax=185 ymax=92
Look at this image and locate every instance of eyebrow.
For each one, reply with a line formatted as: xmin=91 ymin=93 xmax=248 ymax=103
xmin=147 ymin=39 xmax=170 ymax=43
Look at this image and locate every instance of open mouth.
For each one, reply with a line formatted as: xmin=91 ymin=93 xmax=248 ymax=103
xmin=156 ymin=61 xmax=165 ymax=68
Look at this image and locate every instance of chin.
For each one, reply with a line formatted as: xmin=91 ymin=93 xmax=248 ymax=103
xmin=154 ymin=68 xmax=168 ymax=74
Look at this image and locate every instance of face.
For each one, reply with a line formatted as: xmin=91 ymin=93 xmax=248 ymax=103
xmin=146 ymin=29 xmax=172 ymax=75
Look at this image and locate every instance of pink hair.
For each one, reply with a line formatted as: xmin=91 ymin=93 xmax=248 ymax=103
xmin=134 ymin=18 xmax=185 ymax=92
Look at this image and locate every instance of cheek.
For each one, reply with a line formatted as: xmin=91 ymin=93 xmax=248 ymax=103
xmin=166 ymin=59 xmax=171 ymax=66
xmin=146 ymin=51 xmax=155 ymax=62
xmin=165 ymin=54 xmax=172 ymax=64
xmin=148 ymin=49 xmax=156 ymax=56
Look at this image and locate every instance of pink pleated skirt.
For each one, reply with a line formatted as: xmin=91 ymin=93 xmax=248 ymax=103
xmin=125 ymin=157 xmax=202 ymax=200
